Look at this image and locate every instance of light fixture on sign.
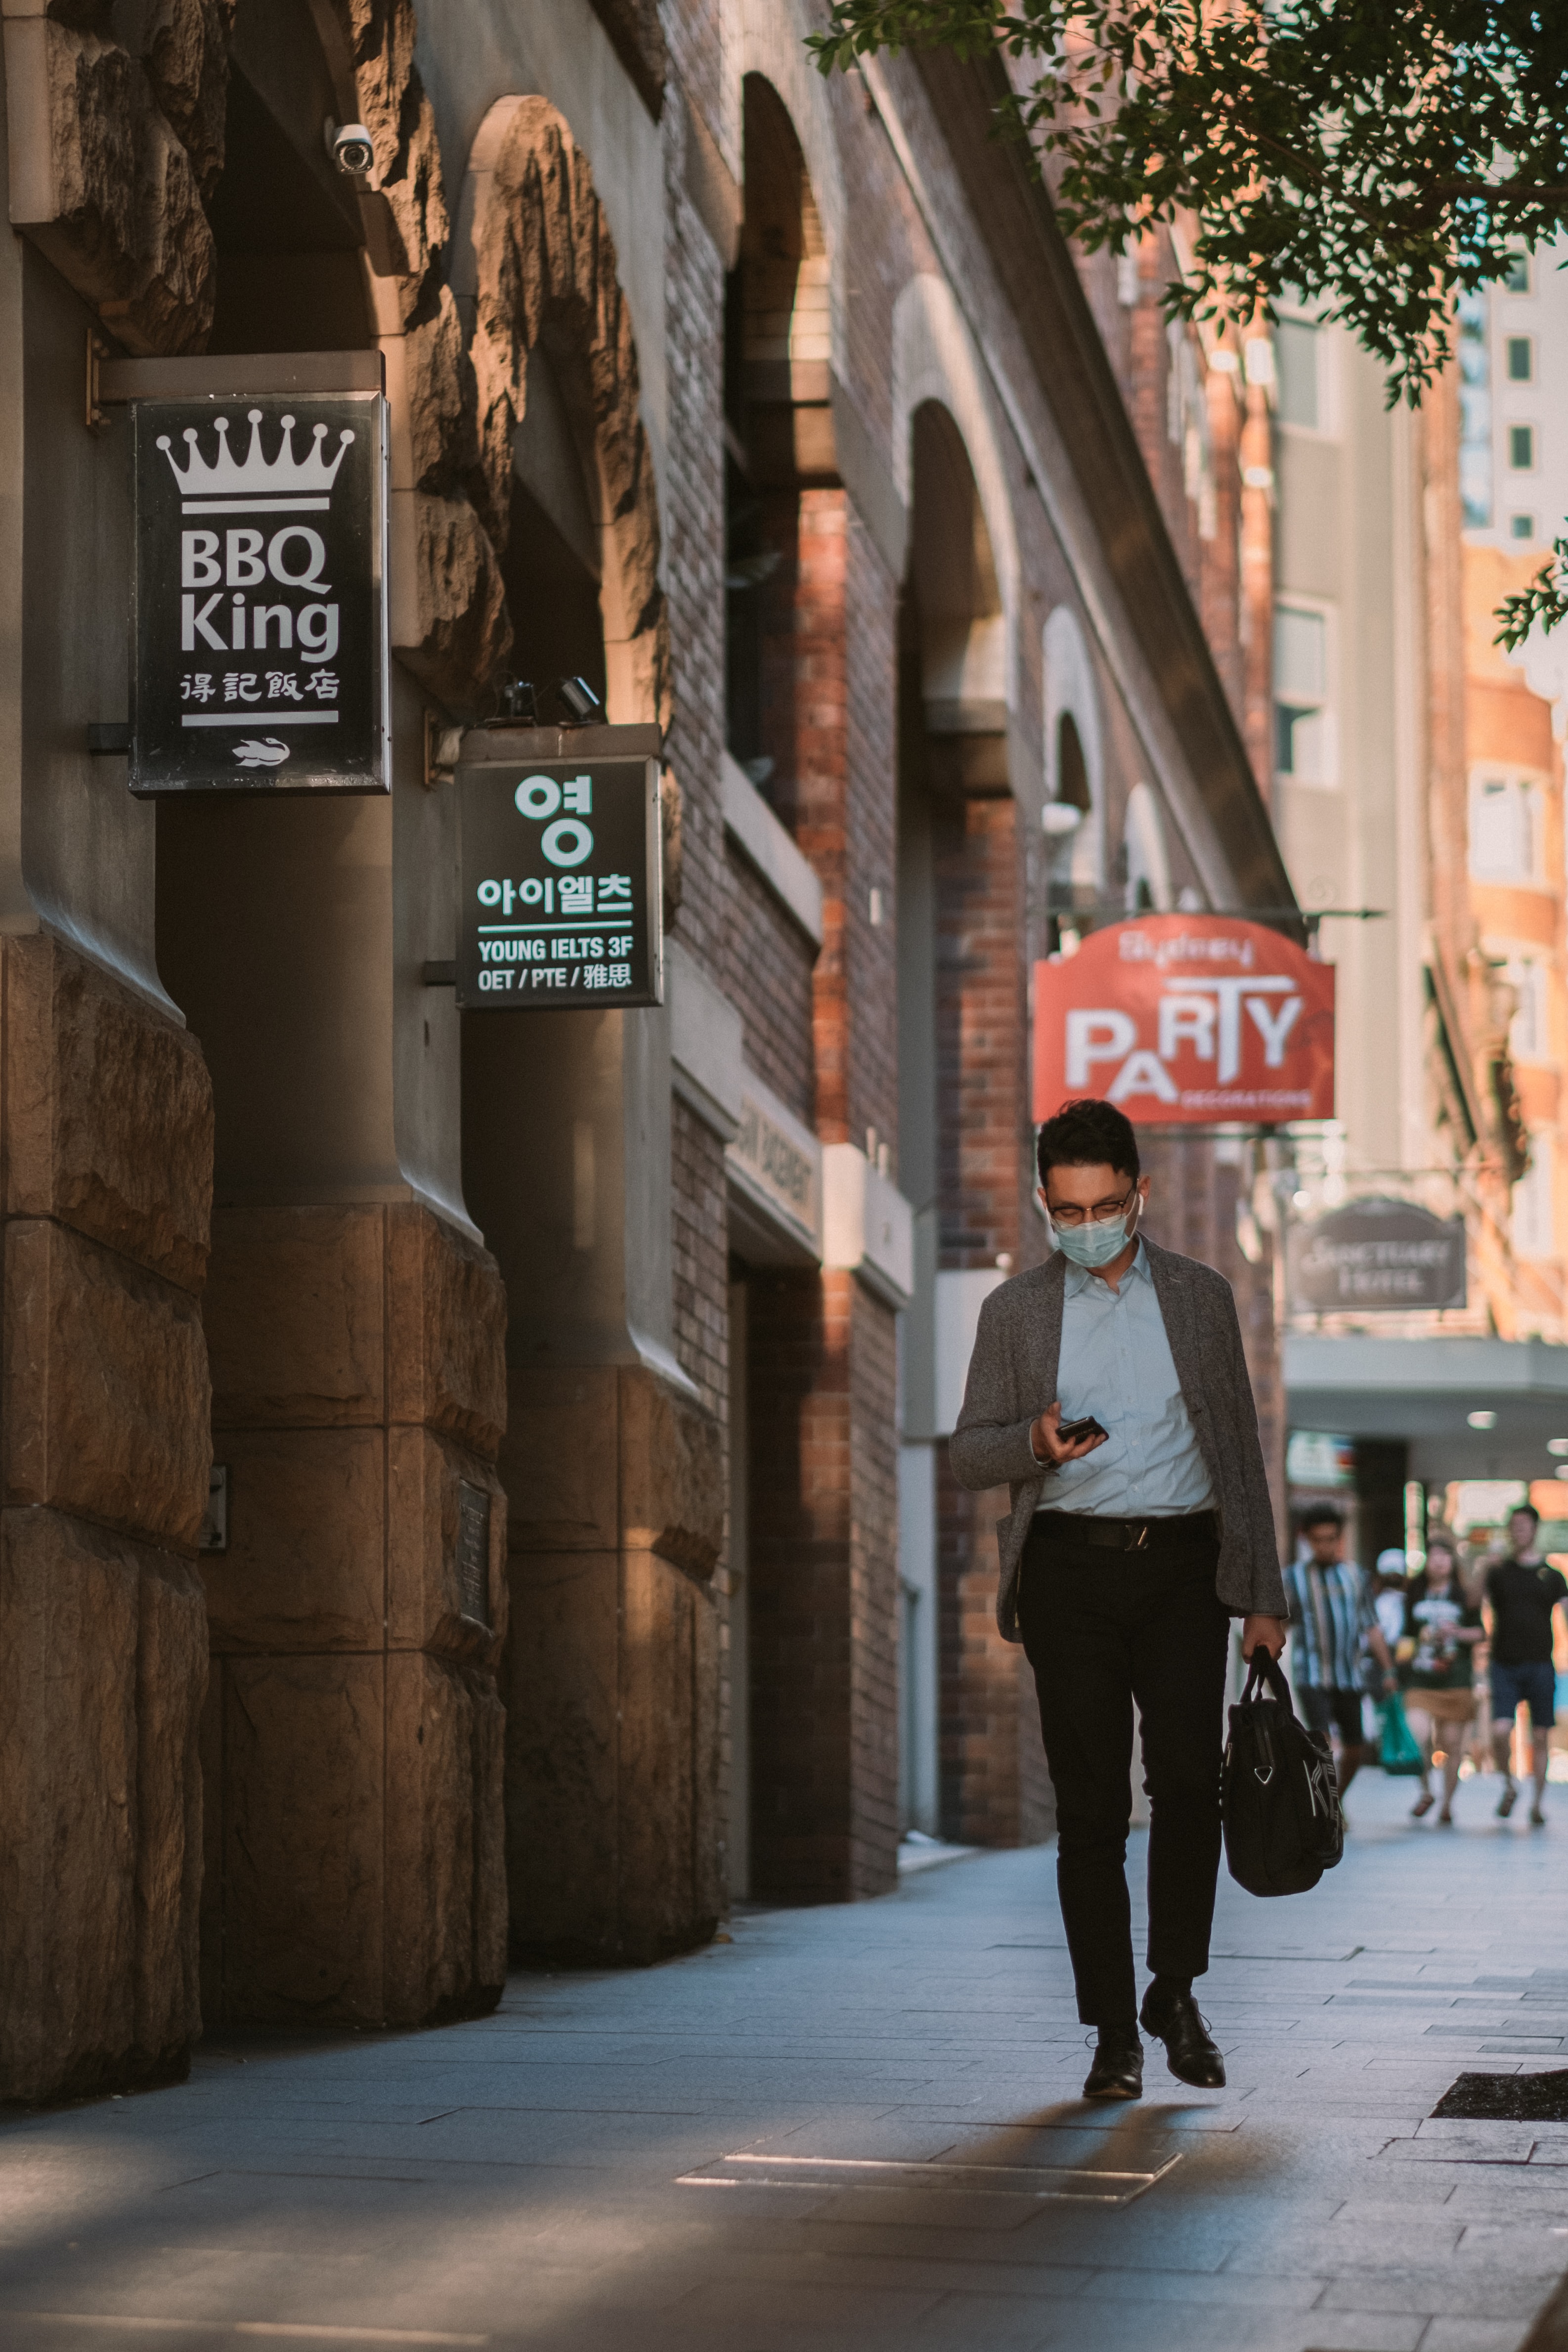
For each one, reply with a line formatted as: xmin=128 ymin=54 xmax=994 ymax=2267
xmin=557 ymin=675 xmax=604 ymax=724
xmin=1468 ymin=1410 xmax=1497 ymax=1430
xmin=1042 ymin=802 xmax=1084 ymax=836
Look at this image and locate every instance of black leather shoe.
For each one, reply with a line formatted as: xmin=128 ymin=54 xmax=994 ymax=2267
xmin=1139 ymin=1986 xmax=1225 ymax=2088
xmin=1083 ymin=2029 xmax=1143 ymax=2101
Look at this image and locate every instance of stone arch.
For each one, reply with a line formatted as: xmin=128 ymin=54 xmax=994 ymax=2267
xmin=908 ymin=399 xmax=1006 ymax=725
xmin=1043 ymin=604 xmax=1106 ymax=897
xmin=893 ymin=275 xmax=1019 ymax=712
xmin=464 ymin=97 xmax=668 ymax=725
xmin=735 ymin=0 xmax=845 ymax=363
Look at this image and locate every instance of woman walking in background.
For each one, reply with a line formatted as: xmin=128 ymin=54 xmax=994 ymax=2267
xmin=1401 ymin=1534 xmax=1483 ymax=1824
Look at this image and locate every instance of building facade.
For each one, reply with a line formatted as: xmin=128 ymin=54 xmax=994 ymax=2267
xmin=0 ymin=0 xmax=1294 ymax=2100
xmin=1274 ymin=251 xmax=1568 ymax=1534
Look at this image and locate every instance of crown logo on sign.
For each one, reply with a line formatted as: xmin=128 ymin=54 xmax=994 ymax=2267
xmin=157 ymin=409 xmax=355 ymax=496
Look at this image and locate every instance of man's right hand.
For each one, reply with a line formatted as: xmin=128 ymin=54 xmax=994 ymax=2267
xmin=1030 ymin=1401 xmax=1109 ymax=1467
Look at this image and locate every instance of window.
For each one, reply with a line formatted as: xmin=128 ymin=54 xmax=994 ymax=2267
xmin=1514 ymin=1131 xmax=1555 ymax=1263
xmin=1509 ymin=424 xmax=1536 ymax=471
xmin=1509 ymin=958 xmax=1550 ymax=1063
xmin=1511 ymin=513 xmax=1536 ymax=542
xmin=1504 ymin=251 xmax=1532 ymax=295
xmin=1470 ymin=772 xmax=1542 ymax=881
xmin=1273 ymin=604 xmax=1333 ymax=783
xmin=1458 ymin=292 xmax=1491 ymax=528
xmin=1507 ymin=336 xmax=1534 ymax=383
xmin=1275 ymin=317 xmax=1321 ymax=430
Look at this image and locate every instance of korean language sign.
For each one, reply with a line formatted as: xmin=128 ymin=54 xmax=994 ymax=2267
xmin=129 ymin=391 xmax=389 ymax=793
xmin=1034 ymin=916 xmax=1335 ymax=1125
xmin=457 ymin=756 xmax=663 ymax=1009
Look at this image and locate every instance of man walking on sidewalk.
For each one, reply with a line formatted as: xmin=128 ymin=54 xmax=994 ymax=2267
xmin=952 ymin=1098 xmax=1288 ymax=2105
xmin=1488 ymin=1504 xmax=1567 ymax=1826
xmin=1282 ymin=1503 xmax=1394 ymax=1803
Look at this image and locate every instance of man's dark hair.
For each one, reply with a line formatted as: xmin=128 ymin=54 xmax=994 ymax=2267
xmin=1298 ymin=1502 xmax=1345 ymax=1533
xmin=1037 ymin=1097 xmax=1139 ymax=1189
xmin=1512 ymin=1501 xmax=1541 ymax=1525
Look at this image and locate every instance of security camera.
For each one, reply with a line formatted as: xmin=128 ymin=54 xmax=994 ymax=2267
xmin=325 ymin=120 xmax=374 ymax=176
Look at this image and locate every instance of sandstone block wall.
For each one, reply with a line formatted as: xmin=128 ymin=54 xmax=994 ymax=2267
xmin=745 ymin=1270 xmax=901 ymax=1902
xmin=500 ymin=1362 xmax=723 ymax=1963
xmin=200 ymin=1202 xmax=509 ymax=2027
xmin=0 ymin=935 xmax=213 ymax=2103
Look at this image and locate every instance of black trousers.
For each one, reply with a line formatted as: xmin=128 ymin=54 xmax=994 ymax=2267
xmin=1017 ymin=1515 xmax=1230 ymax=2029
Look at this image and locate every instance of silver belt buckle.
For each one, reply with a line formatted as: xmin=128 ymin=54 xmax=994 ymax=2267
xmin=1125 ymin=1521 xmax=1150 ymax=1551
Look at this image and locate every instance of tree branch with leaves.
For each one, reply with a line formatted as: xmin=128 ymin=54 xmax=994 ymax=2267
xmin=810 ymin=0 xmax=1568 ymax=639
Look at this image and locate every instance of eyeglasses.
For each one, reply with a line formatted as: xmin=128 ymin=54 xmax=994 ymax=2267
xmin=1045 ymin=1185 xmax=1137 ymax=1229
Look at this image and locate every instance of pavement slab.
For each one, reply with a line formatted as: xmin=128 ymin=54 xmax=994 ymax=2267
xmin=3 ymin=1773 xmax=1568 ymax=2350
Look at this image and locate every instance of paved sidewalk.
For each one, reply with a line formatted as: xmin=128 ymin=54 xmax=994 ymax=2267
xmin=3 ymin=1769 xmax=1568 ymax=2352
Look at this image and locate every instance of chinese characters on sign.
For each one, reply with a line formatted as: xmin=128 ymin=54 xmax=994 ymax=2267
xmin=1033 ymin=916 xmax=1335 ymax=1125
xmin=130 ymin=391 xmax=389 ymax=792
xmin=457 ymin=757 xmax=663 ymax=1009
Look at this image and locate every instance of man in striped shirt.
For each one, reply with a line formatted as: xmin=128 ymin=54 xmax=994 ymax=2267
xmin=1283 ymin=1502 xmax=1394 ymax=1800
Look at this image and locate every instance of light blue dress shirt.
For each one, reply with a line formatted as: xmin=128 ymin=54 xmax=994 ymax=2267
xmin=1039 ymin=1241 xmax=1215 ymax=1517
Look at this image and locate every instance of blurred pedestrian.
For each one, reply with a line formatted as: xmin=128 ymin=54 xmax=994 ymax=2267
xmin=1282 ymin=1503 xmax=1394 ymax=1803
xmin=1372 ymin=1548 xmax=1410 ymax=1650
xmin=1487 ymin=1504 xmax=1568 ymax=1826
xmin=1399 ymin=1535 xmax=1482 ymax=1824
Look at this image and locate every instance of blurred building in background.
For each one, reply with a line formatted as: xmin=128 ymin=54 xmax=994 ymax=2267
xmin=1273 ymin=243 xmax=1568 ymax=1566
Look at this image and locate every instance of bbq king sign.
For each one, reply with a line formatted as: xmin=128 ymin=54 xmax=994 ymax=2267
xmin=1033 ymin=916 xmax=1335 ymax=1125
xmin=128 ymin=380 xmax=389 ymax=793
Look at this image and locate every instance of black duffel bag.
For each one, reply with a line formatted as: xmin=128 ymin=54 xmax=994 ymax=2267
xmin=1221 ymin=1649 xmax=1344 ymax=1896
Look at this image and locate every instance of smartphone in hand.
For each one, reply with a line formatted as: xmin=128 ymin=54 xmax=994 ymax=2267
xmin=1056 ymin=1414 xmax=1108 ymax=1445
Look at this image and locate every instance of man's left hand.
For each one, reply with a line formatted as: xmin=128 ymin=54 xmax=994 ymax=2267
xmin=1242 ymin=1613 xmax=1287 ymax=1661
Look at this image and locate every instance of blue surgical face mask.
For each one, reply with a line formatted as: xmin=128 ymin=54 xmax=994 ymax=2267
xmin=1048 ymin=1193 xmax=1140 ymax=1268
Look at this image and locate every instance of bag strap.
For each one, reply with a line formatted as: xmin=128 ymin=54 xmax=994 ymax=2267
xmin=1241 ymin=1647 xmax=1298 ymax=1718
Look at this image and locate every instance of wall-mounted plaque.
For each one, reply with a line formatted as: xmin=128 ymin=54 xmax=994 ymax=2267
xmin=128 ymin=386 xmax=389 ymax=793
xmin=456 ymin=750 xmax=663 ymax=1009
xmin=456 ymin=1480 xmax=491 ymax=1628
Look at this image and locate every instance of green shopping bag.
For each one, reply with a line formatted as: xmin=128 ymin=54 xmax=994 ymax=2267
xmin=1378 ymin=1693 xmax=1424 ymax=1776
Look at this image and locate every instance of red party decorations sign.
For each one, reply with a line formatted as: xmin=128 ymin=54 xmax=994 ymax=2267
xmin=1033 ymin=916 xmax=1335 ymax=1126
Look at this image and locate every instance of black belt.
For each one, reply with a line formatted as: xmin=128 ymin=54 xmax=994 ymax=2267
xmin=1031 ymin=1509 xmax=1218 ymax=1553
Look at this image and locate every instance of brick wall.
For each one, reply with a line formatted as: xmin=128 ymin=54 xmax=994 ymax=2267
xmin=1139 ymin=1130 xmax=1287 ymax=1541
xmin=718 ymin=850 xmax=817 ymax=1124
xmin=935 ymin=792 xmax=1026 ymax=1267
xmin=671 ymin=1095 xmax=729 ymax=1423
xmin=937 ymin=1457 xmax=1054 ymax=1847
xmin=928 ymin=767 xmax=1048 ymax=1847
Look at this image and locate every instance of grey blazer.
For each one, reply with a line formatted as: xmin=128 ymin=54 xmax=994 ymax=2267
xmin=950 ymin=1240 xmax=1288 ymax=1642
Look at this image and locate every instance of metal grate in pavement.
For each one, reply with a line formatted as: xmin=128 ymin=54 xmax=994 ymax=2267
xmin=1434 ymin=2070 xmax=1568 ymax=2121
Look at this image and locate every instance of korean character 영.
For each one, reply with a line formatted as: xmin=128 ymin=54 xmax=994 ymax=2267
xmin=558 ymin=875 xmax=594 ymax=915
xmin=596 ymin=874 xmax=632 ymax=911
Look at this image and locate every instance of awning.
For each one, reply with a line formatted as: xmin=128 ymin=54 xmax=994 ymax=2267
xmin=1285 ymin=1333 xmax=1568 ymax=1483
